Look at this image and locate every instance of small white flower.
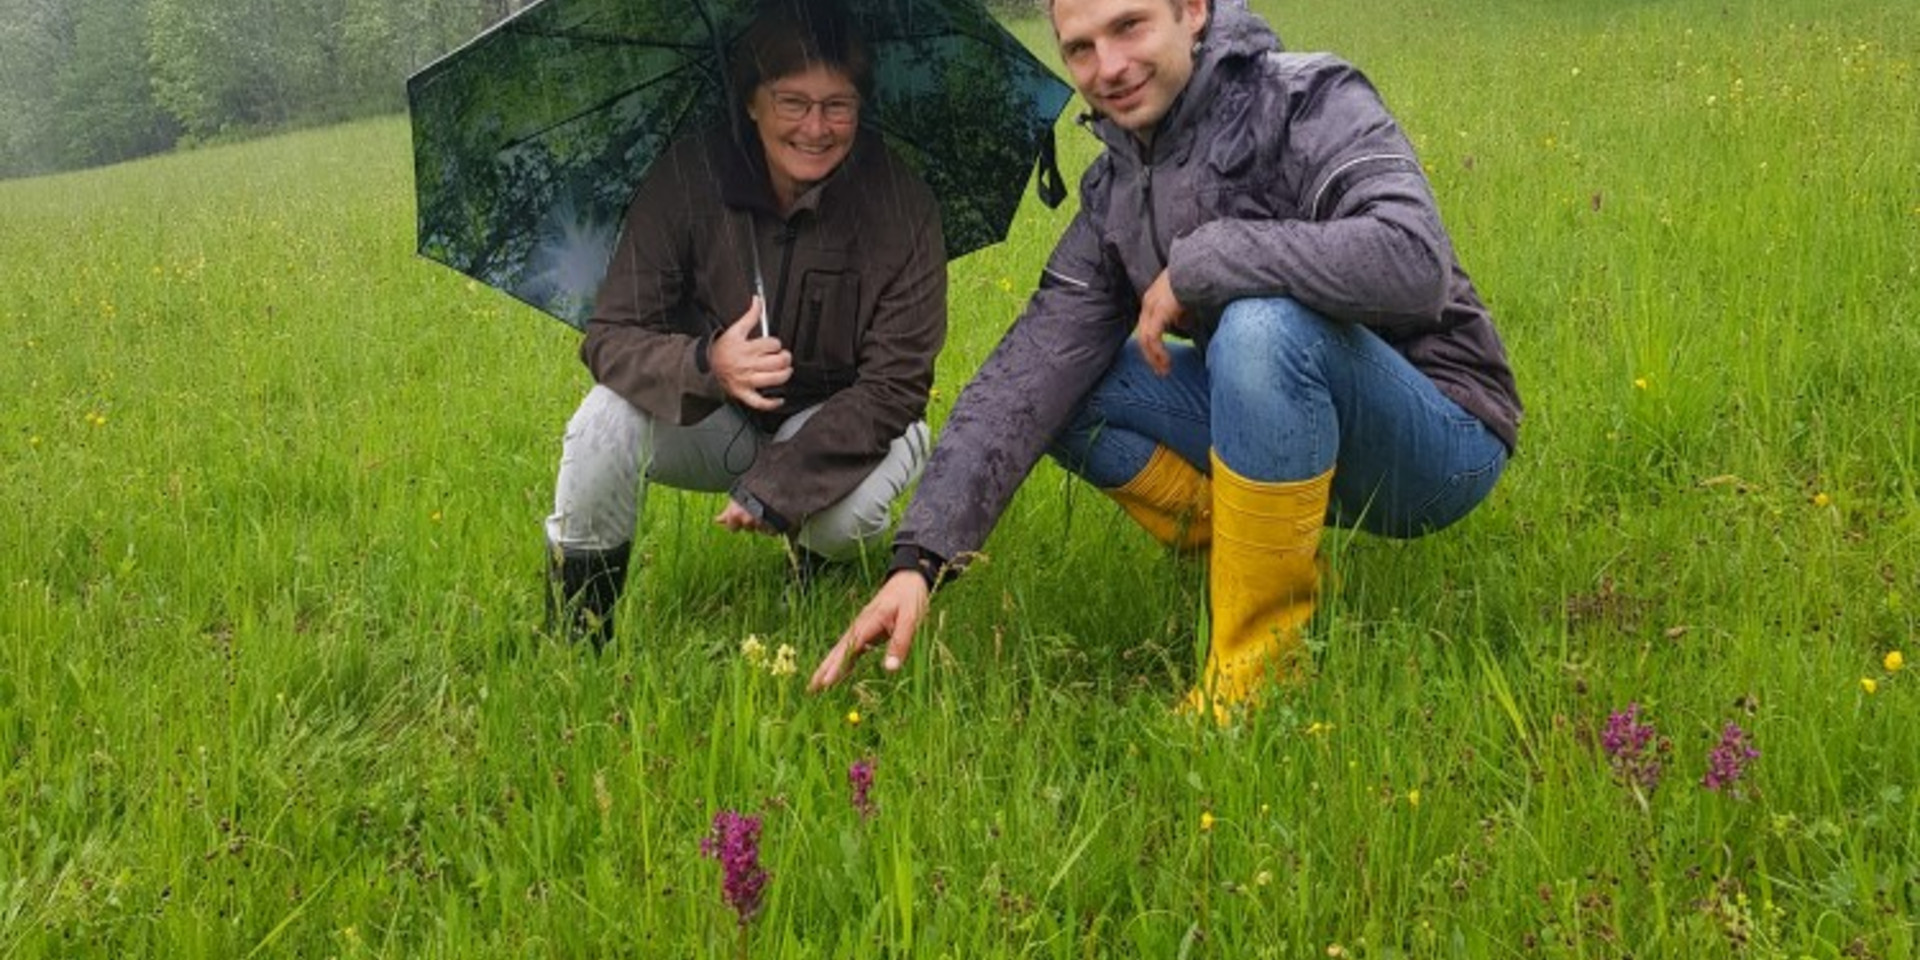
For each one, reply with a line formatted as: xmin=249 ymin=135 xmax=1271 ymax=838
xmin=740 ymin=635 xmax=768 ymax=667
xmin=769 ymin=644 xmax=798 ymax=678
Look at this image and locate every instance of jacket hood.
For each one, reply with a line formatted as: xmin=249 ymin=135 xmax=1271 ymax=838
xmin=1196 ymin=0 xmax=1283 ymax=76
xmin=1086 ymin=0 xmax=1281 ymax=153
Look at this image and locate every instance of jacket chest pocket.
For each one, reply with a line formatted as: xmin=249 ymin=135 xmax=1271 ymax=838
xmin=791 ymin=268 xmax=863 ymax=385
xmin=1192 ymin=162 xmax=1290 ymax=224
xmin=1190 ymin=118 xmax=1296 ymax=223
xmin=1195 ymin=182 xmax=1285 ymax=223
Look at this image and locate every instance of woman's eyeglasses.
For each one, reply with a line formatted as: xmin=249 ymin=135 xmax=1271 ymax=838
xmin=767 ymin=90 xmax=860 ymax=124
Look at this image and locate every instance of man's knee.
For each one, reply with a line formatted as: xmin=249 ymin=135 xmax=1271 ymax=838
xmin=1207 ymin=298 xmax=1333 ymax=397
xmin=1210 ymin=298 xmax=1329 ymax=355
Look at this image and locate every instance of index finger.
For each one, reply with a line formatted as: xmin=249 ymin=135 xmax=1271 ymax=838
xmin=808 ymin=617 xmax=879 ymax=692
xmin=880 ymin=601 xmax=921 ymax=673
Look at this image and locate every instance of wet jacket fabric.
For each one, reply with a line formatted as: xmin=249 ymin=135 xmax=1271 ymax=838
xmin=581 ymin=125 xmax=946 ymax=528
xmin=892 ymin=0 xmax=1520 ymax=577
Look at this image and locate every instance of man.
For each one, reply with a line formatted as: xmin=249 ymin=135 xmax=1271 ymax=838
xmin=809 ymin=0 xmax=1520 ymax=713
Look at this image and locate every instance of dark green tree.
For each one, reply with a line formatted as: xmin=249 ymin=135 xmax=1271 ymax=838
xmin=56 ymin=0 xmax=179 ymax=167
xmin=0 ymin=0 xmax=76 ymax=176
xmin=1 ymin=0 xmax=545 ymax=177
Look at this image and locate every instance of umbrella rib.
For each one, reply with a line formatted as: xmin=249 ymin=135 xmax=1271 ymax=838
xmin=503 ymin=23 xmax=712 ymax=54
xmin=495 ymin=55 xmax=721 ymax=154
xmin=880 ymin=21 xmax=1038 ymax=56
xmin=499 ymin=23 xmax=1044 ymax=84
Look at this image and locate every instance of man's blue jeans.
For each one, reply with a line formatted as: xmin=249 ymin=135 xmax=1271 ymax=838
xmin=1049 ymin=298 xmax=1508 ymax=538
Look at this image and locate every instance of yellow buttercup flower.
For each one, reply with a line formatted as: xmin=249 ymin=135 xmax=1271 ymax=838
xmin=1633 ymin=377 xmax=1649 ymax=391
xmin=1886 ymin=650 xmax=1905 ymax=672
xmin=1813 ymin=492 xmax=1831 ymax=508
xmin=1199 ymin=811 xmax=1216 ymax=832
xmin=1407 ymin=789 xmax=1422 ymax=808
xmin=1861 ymin=677 xmax=1878 ymax=695
xmin=846 ymin=709 xmax=861 ymax=726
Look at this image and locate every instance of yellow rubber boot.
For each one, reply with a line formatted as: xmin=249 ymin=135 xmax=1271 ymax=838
xmin=1106 ymin=446 xmax=1212 ymax=552
xmin=1182 ymin=453 xmax=1333 ymax=722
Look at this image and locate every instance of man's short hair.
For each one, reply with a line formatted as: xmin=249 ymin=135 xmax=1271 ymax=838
xmin=1045 ymin=0 xmax=1192 ymax=19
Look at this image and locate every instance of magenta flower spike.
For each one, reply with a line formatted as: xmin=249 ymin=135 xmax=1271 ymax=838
xmin=1601 ymin=702 xmax=1664 ymax=793
xmin=700 ymin=810 xmax=769 ymax=925
xmin=1601 ymin=703 xmax=1655 ymax=758
xmin=849 ymin=758 xmax=878 ymax=818
xmin=1701 ymin=723 xmax=1760 ymax=793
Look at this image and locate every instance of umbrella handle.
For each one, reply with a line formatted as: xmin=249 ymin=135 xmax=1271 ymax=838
xmin=1035 ymin=129 xmax=1066 ymax=209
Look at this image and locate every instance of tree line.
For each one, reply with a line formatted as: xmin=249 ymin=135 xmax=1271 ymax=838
xmin=0 ymin=0 xmax=531 ymax=179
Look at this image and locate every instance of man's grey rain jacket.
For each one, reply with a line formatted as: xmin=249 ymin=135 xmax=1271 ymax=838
xmin=889 ymin=0 xmax=1521 ymax=580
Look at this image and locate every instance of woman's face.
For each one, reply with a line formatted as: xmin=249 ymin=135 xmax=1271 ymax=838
xmin=747 ymin=63 xmax=861 ymax=209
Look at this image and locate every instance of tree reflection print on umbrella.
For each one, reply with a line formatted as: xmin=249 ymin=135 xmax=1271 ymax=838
xmin=408 ymin=0 xmax=1073 ymax=328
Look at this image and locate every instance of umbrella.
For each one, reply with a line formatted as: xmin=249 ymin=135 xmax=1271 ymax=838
xmin=407 ymin=0 xmax=1074 ymax=328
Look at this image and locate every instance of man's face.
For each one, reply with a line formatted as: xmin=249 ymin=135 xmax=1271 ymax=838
xmin=1051 ymin=0 xmax=1209 ymax=141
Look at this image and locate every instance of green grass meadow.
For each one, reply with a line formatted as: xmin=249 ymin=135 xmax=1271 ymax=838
xmin=5 ymin=0 xmax=1920 ymax=955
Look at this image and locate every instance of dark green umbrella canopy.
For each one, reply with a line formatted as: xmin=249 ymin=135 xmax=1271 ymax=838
xmin=409 ymin=0 xmax=1073 ymax=328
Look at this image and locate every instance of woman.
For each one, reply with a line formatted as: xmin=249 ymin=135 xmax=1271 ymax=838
xmin=544 ymin=0 xmax=947 ymax=648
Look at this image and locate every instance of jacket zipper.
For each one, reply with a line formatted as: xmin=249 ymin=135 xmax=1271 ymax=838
xmin=770 ymin=222 xmax=799 ymax=339
xmin=1140 ymin=141 xmax=1168 ymax=270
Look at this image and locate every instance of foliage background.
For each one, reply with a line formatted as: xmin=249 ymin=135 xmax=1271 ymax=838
xmin=0 ymin=0 xmax=524 ymax=177
xmin=0 ymin=0 xmax=1054 ymax=179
